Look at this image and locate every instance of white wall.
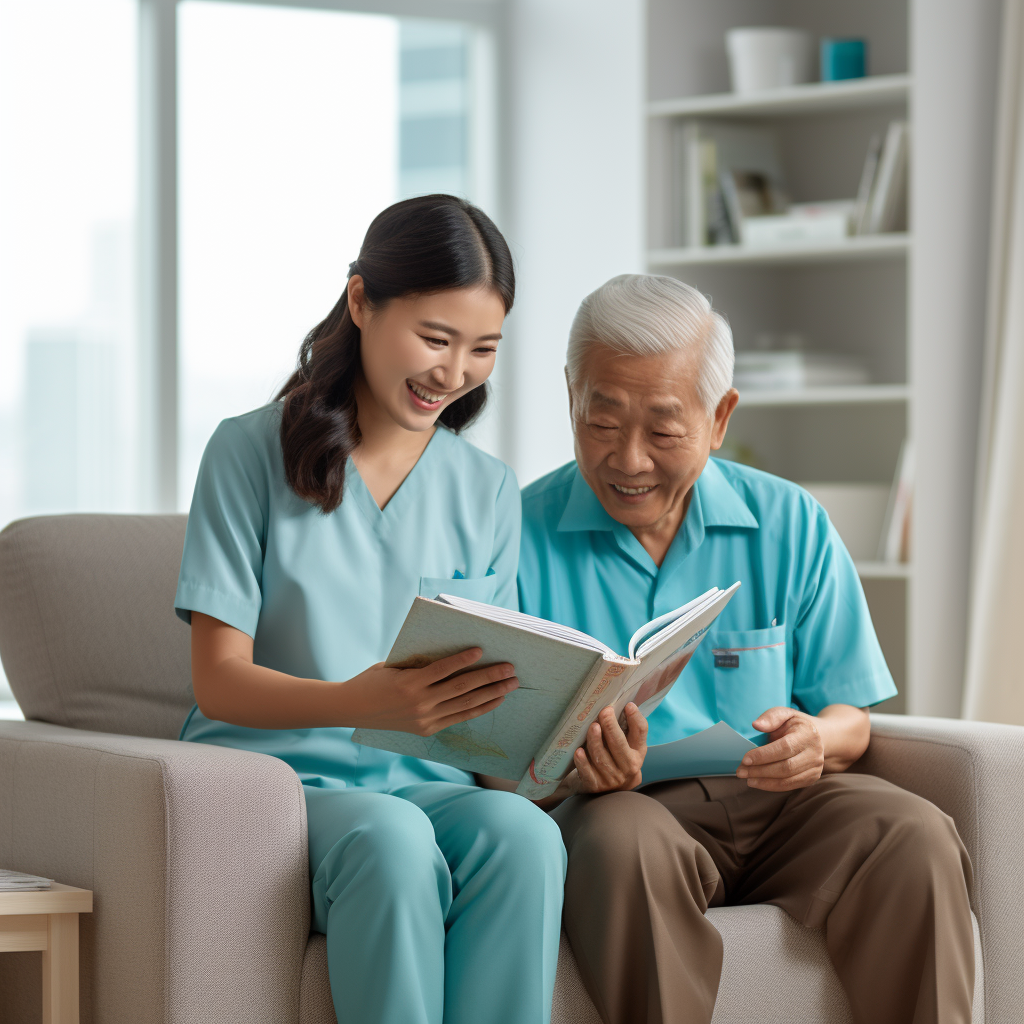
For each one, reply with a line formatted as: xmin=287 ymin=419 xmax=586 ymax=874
xmin=498 ymin=0 xmax=645 ymax=487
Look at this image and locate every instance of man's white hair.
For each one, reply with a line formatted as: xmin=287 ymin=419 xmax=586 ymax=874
xmin=566 ymin=274 xmax=734 ymax=415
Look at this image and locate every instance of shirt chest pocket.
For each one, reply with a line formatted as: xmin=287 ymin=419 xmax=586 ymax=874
xmin=418 ymin=571 xmax=499 ymax=605
xmin=710 ymin=625 xmax=788 ymax=738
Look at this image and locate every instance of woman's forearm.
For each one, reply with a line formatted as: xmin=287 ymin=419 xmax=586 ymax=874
xmin=190 ymin=612 xmax=516 ymax=733
xmin=817 ymin=703 xmax=871 ymax=773
xmin=194 ymin=652 xmax=349 ymax=729
xmin=191 ymin=611 xmax=352 ymax=728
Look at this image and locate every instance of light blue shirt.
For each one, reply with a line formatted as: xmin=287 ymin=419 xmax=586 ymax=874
xmin=517 ymin=459 xmax=896 ymax=745
xmin=175 ymin=402 xmax=521 ymax=791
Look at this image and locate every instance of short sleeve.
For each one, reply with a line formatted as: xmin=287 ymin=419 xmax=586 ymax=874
xmin=174 ymin=418 xmax=270 ymax=636
xmin=490 ymin=463 xmax=522 ymax=612
xmin=791 ymin=508 xmax=898 ymax=714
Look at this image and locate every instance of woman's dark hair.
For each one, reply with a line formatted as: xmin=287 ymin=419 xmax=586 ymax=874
xmin=276 ymin=194 xmax=515 ymax=513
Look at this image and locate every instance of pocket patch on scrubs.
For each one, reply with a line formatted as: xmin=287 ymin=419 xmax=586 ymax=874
xmin=714 ymin=653 xmax=740 ymax=668
xmin=419 ymin=571 xmax=499 ymax=605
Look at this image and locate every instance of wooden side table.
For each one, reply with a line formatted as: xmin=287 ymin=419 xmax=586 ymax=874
xmin=0 ymin=882 xmax=93 ymax=1023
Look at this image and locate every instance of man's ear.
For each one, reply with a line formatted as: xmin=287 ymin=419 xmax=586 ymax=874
xmin=709 ymin=388 xmax=740 ymax=450
xmin=348 ymin=276 xmax=366 ymax=329
xmin=564 ymin=366 xmax=575 ymax=418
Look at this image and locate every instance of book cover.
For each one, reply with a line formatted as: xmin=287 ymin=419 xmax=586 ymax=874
xmin=352 ymin=600 xmax=605 ymax=780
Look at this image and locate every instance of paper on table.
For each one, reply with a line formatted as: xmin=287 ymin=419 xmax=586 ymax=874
xmin=639 ymin=721 xmax=757 ymax=787
xmin=0 ymin=868 xmax=53 ymax=890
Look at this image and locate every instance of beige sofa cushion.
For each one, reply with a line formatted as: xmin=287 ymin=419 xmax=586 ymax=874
xmin=298 ymin=904 xmax=984 ymax=1024
xmin=0 ymin=515 xmax=192 ymax=738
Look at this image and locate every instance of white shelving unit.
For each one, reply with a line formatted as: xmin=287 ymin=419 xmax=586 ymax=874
xmin=646 ymin=2 xmax=916 ymax=711
xmin=648 ymin=233 xmax=910 ymax=268
xmin=737 ymin=384 xmax=910 ymax=408
xmin=645 ymin=0 xmax=1002 ymax=719
xmin=855 ymin=562 xmax=914 ymax=580
xmin=648 ymin=73 xmax=911 ymax=120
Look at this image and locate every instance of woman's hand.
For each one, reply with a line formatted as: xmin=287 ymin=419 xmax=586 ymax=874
xmin=191 ymin=613 xmax=517 ymax=732
xmin=341 ymin=648 xmax=520 ymax=735
xmin=572 ymin=703 xmax=648 ymax=794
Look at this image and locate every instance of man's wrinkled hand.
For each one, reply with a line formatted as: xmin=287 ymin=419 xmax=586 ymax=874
xmin=573 ymin=703 xmax=648 ymax=794
xmin=736 ymin=706 xmax=824 ymax=791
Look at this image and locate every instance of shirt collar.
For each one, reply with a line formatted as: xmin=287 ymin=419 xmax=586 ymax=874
xmin=696 ymin=458 xmax=759 ymax=529
xmin=556 ymin=458 xmax=758 ymax=534
xmin=557 ymin=468 xmax=618 ymax=532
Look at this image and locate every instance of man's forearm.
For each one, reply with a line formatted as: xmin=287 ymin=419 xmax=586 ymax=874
xmin=817 ymin=704 xmax=871 ymax=773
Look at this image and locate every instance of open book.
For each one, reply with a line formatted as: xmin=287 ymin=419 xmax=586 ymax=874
xmin=352 ymin=583 xmax=739 ymax=799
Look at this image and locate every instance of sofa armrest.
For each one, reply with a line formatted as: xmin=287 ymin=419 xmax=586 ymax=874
xmin=0 ymin=720 xmax=310 ymax=1024
xmin=855 ymin=713 xmax=1024 ymax=1024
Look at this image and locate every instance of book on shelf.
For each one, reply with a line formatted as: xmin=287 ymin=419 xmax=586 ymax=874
xmin=675 ymin=121 xmax=785 ymax=246
xmin=853 ymin=132 xmax=884 ymax=233
xmin=857 ymin=121 xmax=909 ymax=235
xmin=352 ymin=584 xmax=740 ymax=799
xmin=878 ymin=439 xmax=914 ymax=562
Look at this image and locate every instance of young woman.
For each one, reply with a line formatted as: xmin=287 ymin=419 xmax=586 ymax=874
xmin=174 ymin=195 xmax=567 ymax=1024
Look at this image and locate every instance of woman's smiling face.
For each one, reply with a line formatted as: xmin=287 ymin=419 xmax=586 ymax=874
xmin=350 ymin=277 xmax=506 ymax=432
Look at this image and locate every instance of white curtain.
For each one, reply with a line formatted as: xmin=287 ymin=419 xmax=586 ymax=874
xmin=964 ymin=0 xmax=1024 ymax=723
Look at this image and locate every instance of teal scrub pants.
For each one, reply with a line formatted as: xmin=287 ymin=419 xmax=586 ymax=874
xmin=304 ymin=782 xmax=567 ymax=1024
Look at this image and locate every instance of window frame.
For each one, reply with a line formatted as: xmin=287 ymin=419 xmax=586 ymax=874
xmin=138 ymin=0 xmax=502 ymax=511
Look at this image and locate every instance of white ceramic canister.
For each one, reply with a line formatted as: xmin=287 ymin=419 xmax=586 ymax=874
xmin=726 ymin=27 xmax=814 ymax=93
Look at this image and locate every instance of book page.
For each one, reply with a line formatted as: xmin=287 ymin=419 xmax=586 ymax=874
xmin=632 ymin=582 xmax=741 ymax=660
xmin=616 ymin=583 xmax=741 ymax=719
xmin=435 ymin=594 xmax=619 ymax=657
xmin=626 ymin=586 xmax=720 ymax=659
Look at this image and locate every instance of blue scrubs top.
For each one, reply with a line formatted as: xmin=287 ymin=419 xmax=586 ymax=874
xmin=517 ymin=459 xmax=896 ymax=745
xmin=175 ymin=402 xmax=521 ymax=791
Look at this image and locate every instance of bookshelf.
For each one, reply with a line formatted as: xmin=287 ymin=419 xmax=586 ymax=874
xmin=644 ymin=0 xmax=996 ymax=717
xmin=644 ymin=0 xmax=1005 ymax=719
xmin=504 ymin=0 xmax=997 ymax=717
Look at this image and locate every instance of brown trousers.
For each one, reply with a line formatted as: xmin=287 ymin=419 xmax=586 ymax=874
xmin=550 ymin=774 xmax=974 ymax=1024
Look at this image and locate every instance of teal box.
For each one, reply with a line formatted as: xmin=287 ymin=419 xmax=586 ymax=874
xmin=821 ymin=38 xmax=867 ymax=81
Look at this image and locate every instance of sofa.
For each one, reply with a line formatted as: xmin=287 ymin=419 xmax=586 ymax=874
xmin=0 ymin=514 xmax=1021 ymax=1024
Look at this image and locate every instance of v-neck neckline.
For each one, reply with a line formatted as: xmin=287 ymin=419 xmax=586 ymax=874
xmin=346 ymin=426 xmax=448 ymax=527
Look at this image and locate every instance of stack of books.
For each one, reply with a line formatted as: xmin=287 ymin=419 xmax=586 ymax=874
xmin=733 ymin=350 xmax=870 ymax=390
xmin=0 ymin=869 xmax=53 ymax=891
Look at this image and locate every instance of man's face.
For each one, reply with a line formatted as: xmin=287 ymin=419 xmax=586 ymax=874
xmin=570 ymin=344 xmax=737 ymax=533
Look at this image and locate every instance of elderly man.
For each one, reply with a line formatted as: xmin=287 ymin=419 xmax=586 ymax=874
xmin=516 ymin=275 xmax=974 ymax=1024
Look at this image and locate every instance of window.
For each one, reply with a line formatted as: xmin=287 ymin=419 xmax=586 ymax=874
xmin=178 ymin=3 xmax=493 ymax=508
xmin=0 ymin=0 xmax=139 ymax=530
xmin=0 ymin=0 xmax=496 ymax=714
